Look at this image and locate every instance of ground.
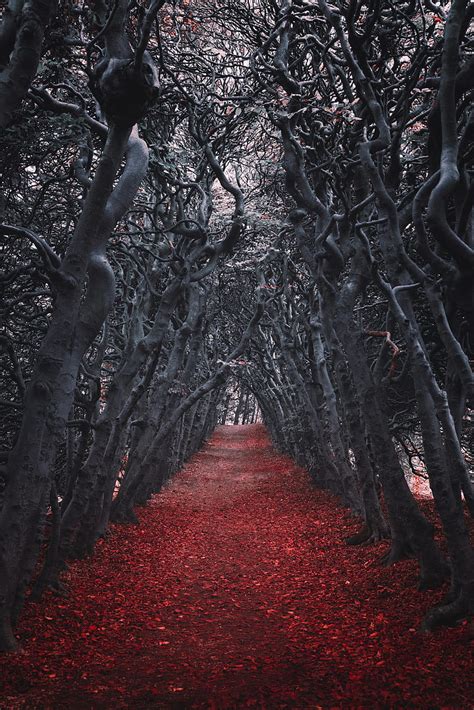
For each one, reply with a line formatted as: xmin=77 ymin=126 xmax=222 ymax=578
xmin=1 ymin=424 xmax=473 ymax=708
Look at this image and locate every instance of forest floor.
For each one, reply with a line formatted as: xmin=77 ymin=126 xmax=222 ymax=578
xmin=1 ymin=424 xmax=473 ymax=709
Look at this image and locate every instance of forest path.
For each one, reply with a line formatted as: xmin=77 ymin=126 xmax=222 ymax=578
xmin=2 ymin=425 xmax=472 ymax=708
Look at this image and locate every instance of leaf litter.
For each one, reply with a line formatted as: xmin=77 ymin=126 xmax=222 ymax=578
xmin=0 ymin=424 xmax=472 ymax=708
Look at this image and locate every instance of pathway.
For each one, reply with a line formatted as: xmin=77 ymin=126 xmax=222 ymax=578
xmin=1 ymin=425 xmax=472 ymax=708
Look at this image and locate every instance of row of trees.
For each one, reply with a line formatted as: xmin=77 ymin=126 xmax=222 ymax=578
xmin=0 ymin=0 xmax=473 ymax=650
xmin=233 ymin=0 xmax=474 ymax=631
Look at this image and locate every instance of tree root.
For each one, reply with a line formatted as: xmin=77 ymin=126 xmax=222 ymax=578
xmin=345 ymin=524 xmax=370 ymax=545
xmin=345 ymin=523 xmax=390 ymax=546
xmin=422 ymin=583 xmax=474 ymax=631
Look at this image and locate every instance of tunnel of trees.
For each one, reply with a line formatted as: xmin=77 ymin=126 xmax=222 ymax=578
xmin=0 ymin=0 xmax=473 ymax=653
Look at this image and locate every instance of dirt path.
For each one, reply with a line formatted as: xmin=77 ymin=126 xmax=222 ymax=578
xmin=1 ymin=425 xmax=472 ymax=708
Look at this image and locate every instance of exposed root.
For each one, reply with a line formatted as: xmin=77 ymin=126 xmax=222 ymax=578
xmin=345 ymin=523 xmax=390 ymax=546
xmin=361 ymin=528 xmax=390 ymax=546
xmin=345 ymin=524 xmax=371 ymax=545
xmin=421 ymin=584 xmax=474 ymax=631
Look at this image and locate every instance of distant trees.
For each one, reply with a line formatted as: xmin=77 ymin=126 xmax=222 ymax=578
xmin=0 ymin=0 xmax=473 ymax=650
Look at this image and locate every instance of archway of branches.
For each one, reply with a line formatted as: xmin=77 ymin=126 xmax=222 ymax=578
xmin=0 ymin=0 xmax=473 ymax=651
xmin=217 ymin=379 xmax=261 ymax=425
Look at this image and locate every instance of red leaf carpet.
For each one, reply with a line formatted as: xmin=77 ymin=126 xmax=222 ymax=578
xmin=1 ymin=424 xmax=472 ymax=708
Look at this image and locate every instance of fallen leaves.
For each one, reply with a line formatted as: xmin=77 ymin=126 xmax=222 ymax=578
xmin=0 ymin=424 xmax=472 ymax=708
